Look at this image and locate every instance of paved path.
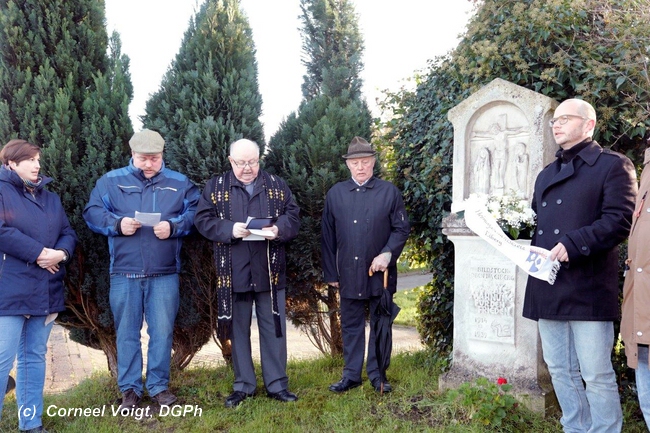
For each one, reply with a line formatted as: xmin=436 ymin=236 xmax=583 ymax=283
xmin=43 ymin=272 xmax=433 ymax=394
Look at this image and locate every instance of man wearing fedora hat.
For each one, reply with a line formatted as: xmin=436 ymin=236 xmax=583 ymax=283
xmin=84 ymin=129 xmax=200 ymax=410
xmin=321 ymin=136 xmax=410 ymax=394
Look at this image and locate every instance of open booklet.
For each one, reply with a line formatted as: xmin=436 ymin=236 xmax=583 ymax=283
xmin=243 ymin=216 xmax=275 ymax=241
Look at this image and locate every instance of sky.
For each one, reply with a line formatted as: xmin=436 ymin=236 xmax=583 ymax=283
xmin=104 ymin=0 xmax=475 ymax=142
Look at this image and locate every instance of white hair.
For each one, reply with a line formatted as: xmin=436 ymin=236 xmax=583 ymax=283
xmin=229 ymin=139 xmax=259 ymax=156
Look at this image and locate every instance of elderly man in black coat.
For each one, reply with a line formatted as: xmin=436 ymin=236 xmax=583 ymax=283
xmin=322 ymin=136 xmax=410 ymax=394
xmin=523 ymin=99 xmax=637 ymax=432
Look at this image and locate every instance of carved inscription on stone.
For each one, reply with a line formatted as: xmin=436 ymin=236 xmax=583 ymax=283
xmin=469 ymin=257 xmax=516 ymax=344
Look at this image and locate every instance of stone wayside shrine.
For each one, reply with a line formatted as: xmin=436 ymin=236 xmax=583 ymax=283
xmin=439 ymin=78 xmax=558 ymax=413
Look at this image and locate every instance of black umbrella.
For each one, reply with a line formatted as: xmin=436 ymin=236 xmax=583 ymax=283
xmin=370 ymin=269 xmax=401 ymax=394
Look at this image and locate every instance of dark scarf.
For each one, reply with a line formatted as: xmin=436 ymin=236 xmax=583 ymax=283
xmin=211 ymin=170 xmax=286 ymax=340
xmin=22 ymin=176 xmax=43 ymax=196
xmin=2 ymin=164 xmax=42 ymax=189
xmin=555 ymin=138 xmax=591 ymax=166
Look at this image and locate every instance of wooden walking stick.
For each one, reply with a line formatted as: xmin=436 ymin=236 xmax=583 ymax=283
xmin=369 ymin=269 xmax=389 ymax=289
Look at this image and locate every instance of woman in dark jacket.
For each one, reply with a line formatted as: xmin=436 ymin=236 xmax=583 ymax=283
xmin=0 ymin=139 xmax=77 ymax=433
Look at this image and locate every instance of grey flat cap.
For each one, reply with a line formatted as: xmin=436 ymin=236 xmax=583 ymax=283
xmin=129 ymin=129 xmax=165 ymax=154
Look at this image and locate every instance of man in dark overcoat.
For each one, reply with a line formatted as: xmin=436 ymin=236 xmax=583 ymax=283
xmin=523 ymin=98 xmax=637 ymax=432
xmin=194 ymin=138 xmax=301 ymax=408
xmin=322 ymin=136 xmax=410 ymax=394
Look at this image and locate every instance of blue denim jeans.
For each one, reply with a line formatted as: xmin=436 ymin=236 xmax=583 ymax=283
xmin=109 ymin=274 xmax=179 ymax=397
xmin=0 ymin=315 xmax=54 ymax=430
xmin=538 ymin=319 xmax=622 ymax=433
xmin=635 ymin=345 xmax=650 ymax=429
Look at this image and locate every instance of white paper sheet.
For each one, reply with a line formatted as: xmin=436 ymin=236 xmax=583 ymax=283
xmin=135 ymin=211 xmax=162 ymax=227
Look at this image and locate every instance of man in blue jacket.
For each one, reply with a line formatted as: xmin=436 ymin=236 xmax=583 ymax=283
xmin=83 ymin=130 xmax=199 ymax=410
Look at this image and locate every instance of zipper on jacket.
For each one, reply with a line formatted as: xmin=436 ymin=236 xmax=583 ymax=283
xmin=151 ymin=184 xmax=157 ymax=213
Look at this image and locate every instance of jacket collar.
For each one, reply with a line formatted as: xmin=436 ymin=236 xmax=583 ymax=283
xmin=0 ymin=165 xmax=52 ymax=190
xmin=572 ymin=140 xmax=602 ymax=167
xmin=543 ymin=140 xmax=602 ymax=193
xmin=230 ymin=170 xmax=259 ymax=188
xmin=556 ymin=138 xmax=591 ymax=164
xmin=229 ymin=169 xmax=271 ymax=199
xmin=346 ymin=176 xmax=376 ymax=190
xmin=128 ymin=158 xmax=166 ymax=182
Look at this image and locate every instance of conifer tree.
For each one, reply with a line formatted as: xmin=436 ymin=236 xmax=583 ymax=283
xmin=142 ymin=0 xmax=264 ymax=364
xmin=264 ymin=0 xmax=371 ymax=355
xmin=300 ymin=0 xmax=364 ymax=100
xmin=0 ymin=0 xmax=133 ymax=375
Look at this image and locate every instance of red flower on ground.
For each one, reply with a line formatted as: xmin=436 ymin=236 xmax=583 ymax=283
xmin=496 ymin=377 xmax=508 ymax=385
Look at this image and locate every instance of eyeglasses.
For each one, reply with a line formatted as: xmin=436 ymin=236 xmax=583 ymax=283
xmin=230 ymin=159 xmax=259 ymax=168
xmin=549 ymin=114 xmax=588 ymax=127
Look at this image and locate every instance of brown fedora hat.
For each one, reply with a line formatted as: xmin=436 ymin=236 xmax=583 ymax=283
xmin=342 ymin=136 xmax=376 ymax=159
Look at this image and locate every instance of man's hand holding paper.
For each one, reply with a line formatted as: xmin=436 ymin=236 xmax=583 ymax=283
xmin=254 ymin=224 xmax=278 ymax=240
xmin=135 ymin=211 xmax=162 ymax=227
xmin=244 ymin=216 xmax=276 ymax=240
xmin=153 ymin=221 xmax=172 ymax=240
xmin=120 ymin=217 xmax=142 ymax=236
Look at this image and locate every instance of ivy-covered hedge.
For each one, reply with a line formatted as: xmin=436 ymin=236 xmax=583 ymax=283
xmin=380 ymin=0 xmax=650 ymax=357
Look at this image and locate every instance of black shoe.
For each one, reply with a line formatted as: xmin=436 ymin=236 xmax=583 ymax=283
xmin=371 ymin=378 xmax=392 ymax=393
xmin=225 ymin=390 xmax=252 ymax=408
xmin=5 ymin=375 xmax=15 ymax=395
xmin=267 ymin=389 xmax=298 ymax=402
xmin=152 ymin=389 xmax=178 ymax=406
xmin=119 ymin=389 xmax=141 ymax=410
xmin=329 ymin=378 xmax=362 ymax=393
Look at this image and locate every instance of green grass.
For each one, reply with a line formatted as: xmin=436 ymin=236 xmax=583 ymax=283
xmin=393 ymin=285 xmax=424 ymax=327
xmin=6 ymin=350 xmax=644 ymax=432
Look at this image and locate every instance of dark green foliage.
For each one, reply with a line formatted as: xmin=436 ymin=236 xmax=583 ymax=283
xmin=142 ymin=0 xmax=264 ymax=186
xmin=264 ymin=0 xmax=371 ymax=355
xmin=0 ymin=0 xmax=133 ymax=374
xmin=265 ymin=94 xmax=371 ymax=354
xmin=380 ymin=0 xmax=650 ymax=356
xmin=614 ymin=240 xmax=640 ymax=404
xmin=299 ymin=0 xmax=364 ymax=100
xmin=141 ymin=0 xmax=264 ymax=365
xmin=416 ymin=278 xmax=454 ymax=363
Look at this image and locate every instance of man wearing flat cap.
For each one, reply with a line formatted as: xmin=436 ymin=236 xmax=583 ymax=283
xmin=83 ymin=129 xmax=200 ymax=410
xmin=321 ymin=136 xmax=410 ymax=394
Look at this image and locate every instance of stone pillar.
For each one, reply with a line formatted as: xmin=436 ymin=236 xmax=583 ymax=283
xmin=439 ymin=78 xmax=559 ymax=414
